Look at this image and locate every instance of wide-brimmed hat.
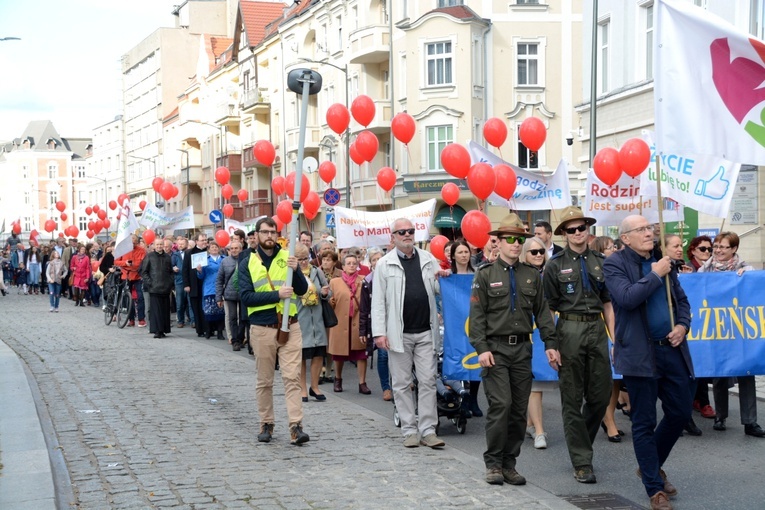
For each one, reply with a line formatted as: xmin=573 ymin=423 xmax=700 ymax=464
xmin=489 ymin=213 xmax=528 ymax=237
xmin=554 ymin=206 xmax=597 ymax=235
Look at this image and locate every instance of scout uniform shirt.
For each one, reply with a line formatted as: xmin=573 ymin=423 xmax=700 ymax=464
xmin=543 ymin=247 xmax=610 ymax=318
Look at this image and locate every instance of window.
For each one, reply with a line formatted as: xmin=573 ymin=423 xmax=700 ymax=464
xmin=383 ymin=142 xmax=391 ymax=168
xmin=350 ymin=75 xmax=359 ymax=101
xmin=79 ymin=191 xmax=87 ymax=205
xmin=426 ymin=41 xmax=453 ymax=86
xmin=382 ymin=70 xmax=390 ymax=100
xmin=518 ymin=134 xmax=539 ymax=169
xmin=517 ymin=43 xmax=538 ymax=86
xmin=23 ymin=217 xmax=32 ymax=232
xmin=336 ymin=15 xmax=343 ymax=52
xmin=77 ymin=165 xmax=86 ymax=178
xmin=48 ymin=162 xmax=58 ymax=178
xmin=24 ymin=192 xmax=30 ymax=205
xmin=645 ymin=4 xmax=654 ymax=80
xmin=517 ymin=0 xmax=539 ymax=3
xmin=79 ymin=218 xmax=88 ymax=232
xmin=21 ymin=165 xmax=28 ymax=178
xmin=438 ymin=0 xmax=463 ymax=6
xmin=49 ymin=190 xmax=58 ymax=206
xmin=598 ymin=21 xmax=610 ymax=94
xmin=426 ymin=125 xmax=453 ymax=171
xmin=399 ymin=54 xmax=407 ymax=99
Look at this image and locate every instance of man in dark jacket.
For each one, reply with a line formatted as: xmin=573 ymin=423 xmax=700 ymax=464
xmin=141 ymin=239 xmax=174 ymax=338
xmin=183 ymin=233 xmax=208 ymax=337
xmin=603 ymin=214 xmax=693 ymax=510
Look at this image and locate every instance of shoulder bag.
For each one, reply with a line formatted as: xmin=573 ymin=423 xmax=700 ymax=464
xmin=316 ymin=269 xmax=338 ymax=328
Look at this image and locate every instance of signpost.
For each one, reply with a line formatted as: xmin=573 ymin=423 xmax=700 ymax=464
xmin=209 ymin=209 xmax=223 ymax=224
xmin=323 ymin=188 xmax=341 ymax=206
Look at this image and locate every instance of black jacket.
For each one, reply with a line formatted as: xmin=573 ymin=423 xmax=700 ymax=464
xmin=182 ymin=247 xmax=205 ymax=297
xmin=141 ymin=251 xmax=174 ymax=295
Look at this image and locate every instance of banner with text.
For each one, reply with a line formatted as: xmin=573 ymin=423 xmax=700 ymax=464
xmin=334 ymin=199 xmax=436 ymax=248
xmin=640 ymin=130 xmax=741 ymax=218
xmin=224 ymin=217 xmax=267 ymax=237
xmin=584 ymin=170 xmax=685 ymax=226
xmin=467 ymin=141 xmax=572 ymax=210
xmin=139 ymin=204 xmax=196 ymax=231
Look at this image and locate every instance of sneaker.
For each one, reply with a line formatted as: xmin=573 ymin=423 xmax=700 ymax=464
xmin=526 ymin=426 xmax=536 ymax=439
xmin=403 ymin=434 xmax=419 ymax=448
xmin=419 ymin=433 xmax=445 ymax=449
xmin=699 ymin=405 xmax=716 ymax=419
xmin=257 ymin=423 xmax=274 ymax=443
xmin=137 ymin=320 xmax=147 ymax=327
xmin=649 ymin=491 xmax=673 ymax=510
xmin=128 ymin=321 xmax=135 ymax=327
xmin=637 ymin=468 xmax=677 ymax=497
xmin=50 ymin=307 xmax=54 ymax=312
xmin=289 ymin=422 xmax=310 ymax=445
xmin=534 ymin=432 xmax=548 ymax=449
xmin=502 ymin=467 xmax=527 ymax=485
xmin=54 ymin=308 xmax=59 ymax=313
xmin=574 ymin=465 xmax=597 ymax=483
xmin=485 ymin=467 xmax=504 ymax=485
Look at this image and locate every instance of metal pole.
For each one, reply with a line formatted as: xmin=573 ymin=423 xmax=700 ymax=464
xmin=344 ymin=67 xmax=351 ymax=208
xmin=589 ymin=0 xmax=599 ymax=165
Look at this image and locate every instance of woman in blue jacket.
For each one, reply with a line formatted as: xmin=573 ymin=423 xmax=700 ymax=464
xmin=196 ymin=241 xmax=225 ymax=339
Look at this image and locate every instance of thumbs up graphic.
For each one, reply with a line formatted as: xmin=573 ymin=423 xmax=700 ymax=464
xmin=694 ymin=166 xmax=730 ymax=200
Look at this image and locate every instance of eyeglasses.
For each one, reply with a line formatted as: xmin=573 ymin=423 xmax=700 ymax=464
xmin=258 ymin=230 xmax=278 ymax=236
xmin=394 ymin=228 xmax=415 ymax=236
xmin=713 ymin=244 xmax=732 ymax=250
xmin=528 ymin=249 xmax=545 ymax=256
xmin=605 ymin=245 xmax=616 ymax=251
xmin=297 ymin=257 xmax=309 ymax=262
xmin=502 ymin=236 xmax=526 ymax=245
xmin=696 ymin=246 xmax=712 ymax=253
xmin=622 ymin=225 xmax=652 ymax=235
xmin=564 ymin=224 xmax=588 ymax=234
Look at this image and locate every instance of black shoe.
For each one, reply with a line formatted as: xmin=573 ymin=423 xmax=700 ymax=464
xmin=574 ymin=465 xmax=597 ymax=483
xmin=600 ymin=422 xmax=622 ymax=442
xmin=153 ymin=334 xmax=161 ymax=338
xmin=258 ymin=423 xmax=274 ymax=443
xmin=290 ymin=422 xmax=310 ymax=445
xmin=470 ymin=396 xmax=483 ymax=418
xmin=217 ymin=331 xmax=225 ymax=340
xmin=713 ymin=417 xmax=726 ymax=431
xmin=684 ymin=418 xmax=703 ymax=436
xmin=309 ymin=388 xmax=327 ymax=401
xmin=302 ymin=396 xmax=308 ymax=402
xmin=232 ymin=342 xmax=241 ymax=351
xmin=204 ymin=331 xmax=211 ymax=339
xmin=744 ymin=423 xmax=765 ymax=437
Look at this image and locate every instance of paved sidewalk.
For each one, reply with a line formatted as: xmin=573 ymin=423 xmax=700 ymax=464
xmin=0 ymin=296 xmax=576 ymax=509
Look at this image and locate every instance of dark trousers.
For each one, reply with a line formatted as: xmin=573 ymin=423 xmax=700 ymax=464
xmin=190 ymin=296 xmax=206 ymax=335
xmin=127 ymin=280 xmax=145 ymax=321
xmin=175 ymin=283 xmax=193 ymax=324
xmin=623 ymin=344 xmax=693 ymax=498
xmin=149 ymin=293 xmax=172 ymax=334
xmin=482 ymin=340 xmax=532 ymax=470
xmin=693 ymin=377 xmax=713 ymax=407
xmin=713 ymin=375 xmax=758 ymax=425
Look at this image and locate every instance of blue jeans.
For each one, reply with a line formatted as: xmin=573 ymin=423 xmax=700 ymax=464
xmin=89 ymin=281 xmax=101 ymax=306
xmin=175 ymin=283 xmax=193 ymax=324
xmin=28 ymin=263 xmax=41 ymax=285
xmin=377 ymin=348 xmax=391 ymax=391
xmin=623 ymin=344 xmax=693 ymax=498
xmin=48 ymin=283 xmax=61 ymax=308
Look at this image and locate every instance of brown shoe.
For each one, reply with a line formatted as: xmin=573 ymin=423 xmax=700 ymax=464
xmin=485 ymin=467 xmax=503 ymax=485
xmin=502 ymin=467 xmax=526 ymax=485
xmin=359 ymin=382 xmax=371 ymax=394
xmin=333 ymin=378 xmax=343 ymax=392
xmin=637 ymin=468 xmax=677 ymax=497
xmin=649 ymin=491 xmax=673 ymax=510
xmin=382 ymin=389 xmax=393 ymax=401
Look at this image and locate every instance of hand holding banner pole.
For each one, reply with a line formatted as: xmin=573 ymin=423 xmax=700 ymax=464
xmin=654 ymin=157 xmax=675 ymax=329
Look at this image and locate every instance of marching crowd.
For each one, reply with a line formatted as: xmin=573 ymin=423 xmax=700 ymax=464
xmin=2 ymin=208 xmax=761 ymax=510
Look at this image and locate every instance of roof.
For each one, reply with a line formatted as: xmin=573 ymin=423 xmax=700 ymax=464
xmin=260 ymin=0 xmax=318 ymax=46
xmin=240 ymin=1 xmax=287 ymax=48
xmin=431 ymin=5 xmax=483 ymax=21
xmin=8 ymin=120 xmax=91 ymax=158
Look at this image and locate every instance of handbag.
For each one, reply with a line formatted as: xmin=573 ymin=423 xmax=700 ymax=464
xmin=321 ymin=299 xmax=338 ymax=328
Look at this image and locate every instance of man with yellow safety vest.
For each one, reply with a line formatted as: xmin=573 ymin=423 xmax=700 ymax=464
xmin=239 ymin=217 xmax=310 ymax=445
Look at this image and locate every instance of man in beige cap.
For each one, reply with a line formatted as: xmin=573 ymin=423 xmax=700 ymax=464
xmin=543 ymin=206 xmax=615 ymax=484
xmin=469 ymin=213 xmax=558 ymax=486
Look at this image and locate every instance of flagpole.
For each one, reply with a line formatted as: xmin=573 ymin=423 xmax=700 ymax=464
xmin=654 ymin=157 xmax=675 ymax=329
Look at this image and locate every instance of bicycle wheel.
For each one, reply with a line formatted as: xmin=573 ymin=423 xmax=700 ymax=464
xmin=116 ymin=287 xmax=133 ymax=329
xmin=103 ymin=292 xmax=116 ymax=326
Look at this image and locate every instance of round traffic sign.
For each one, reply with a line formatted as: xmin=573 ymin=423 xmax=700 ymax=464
xmin=323 ymin=188 xmax=341 ymax=206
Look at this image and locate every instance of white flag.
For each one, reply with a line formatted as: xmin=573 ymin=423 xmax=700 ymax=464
xmin=113 ymin=199 xmax=140 ymax=259
xmin=655 ymin=0 xmax=765 ymax=164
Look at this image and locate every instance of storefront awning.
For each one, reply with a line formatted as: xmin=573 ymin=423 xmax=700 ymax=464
xmin=433 ymin=205 xmax=466 ymax=228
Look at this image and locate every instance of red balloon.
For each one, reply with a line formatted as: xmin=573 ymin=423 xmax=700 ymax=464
xmin=304 ymin=207 xmax=319 ymax=221
xmin=88 ymin=221 xmax=96 ymax=231
xmin=108 ymin=200 xmax=117 ymax=211
xmin=276 ymin=199 xmax=293 ymax=224
xmin=285 ymin=172 xmax=310 ymax=202
xmin=440 ymin=143 xmax=471 ymax=179
xmin=272 ymin=175 xmax=285 ymax=196
xmin=171 ymin=185 xmax=179 ymax=198
xmin=326 ymin=103 xmax=351 ymax=135
xmin=483 ymin=117 xmax=508 ymax=148
xmin=97 ymin=209 xmax=107 ymax=220
xmin=44 ymin=219 xmax=56 ymax=233
xmin=60 ymin=212 xmax=68 ymax=221
xmin=221 ymin=184 xmax=234 ymax=200
xmin=102 ymin=219 xmax=111 ymax=229
xmin=461 ymin=210 xmax=491 ymax=250
xmin=85 ymin=206 xmax=93 ymax=216
xmin=356 ymin=130 xmax=379 ymax=162
xmin=86 ymin=230 xmax=95 ymax=239
xmin=619 ymin=138 xmax=651 ymax=178
xmin=12 ymin=223 xmax=22 ymax=235
xmin=493 ymin=164 xmax=518 ymax=200
xmin=91 ymin=260 xmax=100 ymax=272
xmin=152 ymin=177 xmax=164 ymax=193
xmin=253 ymin=140 xmax=276 ymax=166
xmin=318 ymin=161 xmax=336 ymax=184
xmin=391 ymin=112 xmax=416 ymax=144
xmin=215 ymin=229 xmax=230 ymax=247
xmin=272 ymin=215 xmax=285 ymax=232
xmin=117 ymin=193 xmax=129 ymax=206
xmin=303 ymin=191 xmax=321 ymax=217
xmin=222 ymin=203 xmax=234 ymax=218
xmin=58 ymin=233 xmax=64 ymax=238
xmin=142 ymin=229 xmax=156 ymax=245
xmin=237 ymin=189 xmax=249 ymax=202
xmin=139 ymin=200 xmax=147 ymax=211
xmin=215 ymin=166 xmax=230 ymax=186
xmin=55 ymin=201 xmax=66 ymax=212
xmin=593 ymin=147 xmax=623 ymax=186
xmin=69 ymin=226 xmax=79 ymax=238
xmin=519 ymin=117 xmax=546 ymax=152
xmin=349 ymin=143 xmax=365 ymax=165
xmin=430 ymin=235 xmax=450 ymax=262
xmin=350 ymin=94 xmax=375 ymax=127
xmin=93 ymin=204 xmax=101 ymax=213
xmin=467 ymin=163 xmax=496 ymax=201
xmin=96 ymin=219 xmax=105 ymax=231
xmin=441 ymin=183 xmax=460 ymax=206
xmin=160 ymin=182 xmax=175 ymax=201
xmin=376 ymin=167 xmax=396 ymax=192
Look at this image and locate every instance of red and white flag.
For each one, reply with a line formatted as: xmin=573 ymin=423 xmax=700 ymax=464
xmin=29 ymin=229 xmax=41 ymax=247
xmin=655 ymin=0 xmax=765 ymax=165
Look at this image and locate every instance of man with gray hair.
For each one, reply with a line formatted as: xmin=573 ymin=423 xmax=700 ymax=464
xmin=372 ymin=218 xmax=445 ymax=448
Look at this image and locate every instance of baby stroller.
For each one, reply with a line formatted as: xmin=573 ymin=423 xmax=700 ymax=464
xmin=392 ymin=349 xmax=471 ymax=435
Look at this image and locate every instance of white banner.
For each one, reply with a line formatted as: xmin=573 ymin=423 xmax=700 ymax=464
xmin=467 ymin=141 xmax=572 ymax=210
xmin=655 ymin=0 xmax=765 ymax=164
xmin=114 ymin=199 xmax=140 ymax=259
xmin=584 ymin=170 xmax=684 ymax=227
xmin=139 ymin=204 xmax=196 ymax=231
xmin=224 ymin=217 xmax=267 ymax=237
xmin=334 ymin=199 xmax=436 ymax=249
xmin=640 ymin=131 xmax=740 ymax=218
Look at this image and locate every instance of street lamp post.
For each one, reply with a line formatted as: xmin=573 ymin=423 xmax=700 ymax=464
xmin=298 ymin=57 xmax=351 ymax=207
xmin=177 ymin=149 xmax=190 ymax=208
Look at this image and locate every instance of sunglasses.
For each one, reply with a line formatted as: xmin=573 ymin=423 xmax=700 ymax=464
xmin=528 ymin=249 xmax=545 ymax=256
xmin=564 ymin=224 xmax=588 ymax=234
xmin=394 ymin=228 xmax=415 ymax=236
xmin=696 ymin=246 xmax=711 ymax=253
xmin=502 ymin=236 xmax=526 ymax=245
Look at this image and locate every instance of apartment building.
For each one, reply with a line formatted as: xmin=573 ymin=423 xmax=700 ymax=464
xmin=86 ymin=116 xmax=125 ymax=236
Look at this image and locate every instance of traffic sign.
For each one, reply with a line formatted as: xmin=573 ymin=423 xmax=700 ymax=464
xmin=209 ymin=209 xmax=223 ymax=224
xmin=323 ymin=188 xmax=341 ymax=206
xmin=326 ymin=211 xmax=336 ymax=228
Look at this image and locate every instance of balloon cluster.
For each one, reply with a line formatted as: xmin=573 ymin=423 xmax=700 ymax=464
xmin=593 ymin=138 xmax=651 ymax=185
xmin=152 ymin=177 xmax=180 ymax=201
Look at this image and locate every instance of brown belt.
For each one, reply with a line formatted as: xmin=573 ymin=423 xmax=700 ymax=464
xmin=261 ymin=317 xmax=298 ymax=329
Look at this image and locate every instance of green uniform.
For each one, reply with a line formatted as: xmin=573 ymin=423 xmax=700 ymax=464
xmin=469 ymin=258 xmax=557 ymax=471
xmin=543 ymin=246 xmax=612 ymax=470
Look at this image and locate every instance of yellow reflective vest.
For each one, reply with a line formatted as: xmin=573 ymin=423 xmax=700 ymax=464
xmin=246 ymin=250 xmax=298 ymax=317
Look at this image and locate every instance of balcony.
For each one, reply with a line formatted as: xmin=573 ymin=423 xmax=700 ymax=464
xmin=285 ymin=126 xmax=321 ymax=154
xmin=180 ymin=165 xmax=203 ymax=185
xmin=215 ymin=102 xmax=241 ymax=128
xmin=348 ymin=25 xmax=390 ymax=64
xmin=240 ymin=88 xmax=271 ymax=115
xmin=350 ymin=99 xmax=391 ymax=135
xmin=216 ymin=153 xmax=242 ymax=175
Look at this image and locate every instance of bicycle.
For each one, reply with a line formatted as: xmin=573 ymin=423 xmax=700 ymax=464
xmin=103 ymin=268 xmax=133 ymax=328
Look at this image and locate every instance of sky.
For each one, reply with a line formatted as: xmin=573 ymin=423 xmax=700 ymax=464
xmin=0 ymin=0 xmax=182 ymax=141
